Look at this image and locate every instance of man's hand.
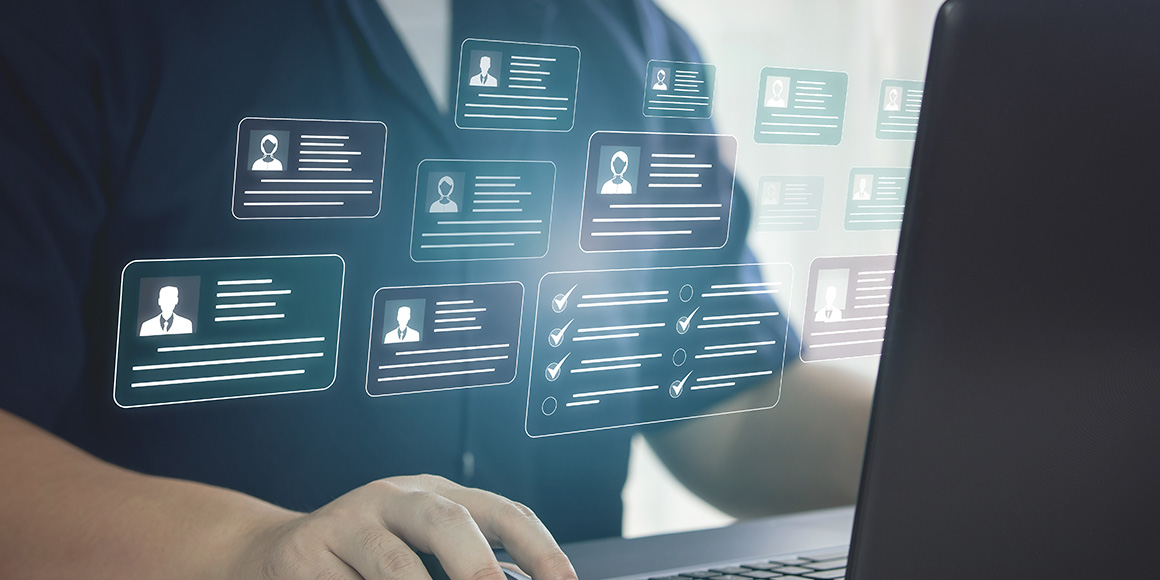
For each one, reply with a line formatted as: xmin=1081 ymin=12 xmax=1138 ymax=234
xmin=237 ymin=475 xmax=577 ymax=580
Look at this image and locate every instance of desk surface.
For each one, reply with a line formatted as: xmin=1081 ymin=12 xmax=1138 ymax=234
xmin=561 ymin=506 xmax=855 ymax=580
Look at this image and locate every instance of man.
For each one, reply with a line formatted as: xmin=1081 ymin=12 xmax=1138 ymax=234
xmin=384 ymin=306 xmax=422 ymax=343
xmin=469 ymin=55 xmax=499 ymax=87
xmin=139 ymin=285 xmax=195 ymax=336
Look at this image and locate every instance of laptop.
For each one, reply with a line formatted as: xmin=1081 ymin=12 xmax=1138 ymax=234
xmin=555 ymin=0 xmax=1160 ymax=578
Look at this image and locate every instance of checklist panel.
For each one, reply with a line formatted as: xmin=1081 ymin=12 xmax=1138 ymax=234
xmin=232 ymin=118 xmax=386 ymax=219
xmin=754 ymin=176 xmax=824 ymax=232
xmin=455 ymin=39 xmax=581 ymax=132
xmin=579 ymin=131 xmax=737 ymax=252
xmin=754 ymin=67 xmax=848 ymax=145
xmin=526 ymin=264 xmax=792 ymax=437
xmin=114 ymin=255 xmax=344 ymax=407
xmin=801 ymin=255 xmax=896 ymax=362
xmin=366 ymin=282 xmax=523 ymax=396
xmin=410 ymin=160 xmax=556 ymax=262
xmin=875 ymin=79 xmax=924 ymax=140
xmin=844 ymin=167 xmax=910 ymax=230
xmin=643 ymin=60 xmax=716 ymax=119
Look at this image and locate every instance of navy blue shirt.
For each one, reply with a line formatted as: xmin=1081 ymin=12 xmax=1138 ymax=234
xmin=0 ymin=0 xmax=791 ymax=542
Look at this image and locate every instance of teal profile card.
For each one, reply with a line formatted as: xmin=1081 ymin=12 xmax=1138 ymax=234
xmin=754 ymin=67 xmax=848 ymax=145
xmin=754 ymin=176 xmax=825 ymax=232
xmin=844 ymin=168 xmax=910 ymax=230
xmin=410 ymin=160 xmax=556 ymax=261
xmin=455 ymin=38 xmax=581 ymax=132
xmin=875 ymin=79 xmax=924 ymax=140
xmin=114 ymin=255 xmax=344 ymax=408
xmin=643 ymin=59 xmax=716 ymax=119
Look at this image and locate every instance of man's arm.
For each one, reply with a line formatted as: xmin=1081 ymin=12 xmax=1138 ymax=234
xmin=0 ymin=409 xmax=577 ymax=580
xmin=644 ymin=363 xmax=873 ymax=517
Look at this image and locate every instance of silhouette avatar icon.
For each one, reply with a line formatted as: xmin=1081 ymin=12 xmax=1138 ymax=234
xmin=652 ymin=69 xmax=668 ymax=90
xmin=384 ymin=306 xmax=421 ymax=344
xmin=884 ymin=87 xmax=902 ymax=111
xmin=469 ymin=56 xmax=499 ymax=87
xmin=251 ymin=134 xmax=284 ymax=171
xmin=852 ymin=177 xmax=872 ymax=200
xmin=814 ymin=286 xmax=844 ymax=323
xmin=600 ymin=150 xmax=633 ymax=194
xmin=429 ymin=176 xmax=459 ymax=213
xmin=765 ymin=78 xmax=788 ymax=108
xmin=140 ymin=286 xmax=194 ymax=336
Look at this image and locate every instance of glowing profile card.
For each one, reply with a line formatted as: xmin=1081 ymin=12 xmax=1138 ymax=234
xmin=113 ymin=255 xmax=345 ymax=408
xmin=454 ymin=39 xmax=581 ymax=132
xmin=753 ymin=67 xmax=848 ymax=145
xmin=800 ymin=255 xmax=896 ymax=362
xmin=844 ymin=167 xmax=910 ymax=230
xmin=410 ymin=160 xmax=556 ymax=262
xmin=875 ymin=79 xmax=924 ymax=140
xmin=526 ymin=263 xmax=793 ymax=437
xmin=366 ymin=282 xmax=523 ymax=396
xmin=232 ymin=118 xmax=387 ymax=219
xmin=579 ymin=131 xmax=737 ymax=252
xmin=643 ymin=59 xmax=716 ymax=119
xmin=754 ymin=176 xmax=824 ymax=232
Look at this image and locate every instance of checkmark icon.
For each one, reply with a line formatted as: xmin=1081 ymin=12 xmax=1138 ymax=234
xmin=548 ymin=319 xmax=574 ymax=347
xmin=545 ymin=353 xmax=570 ymax=382
xmin=552 ymin=284 xmax=579 ymax=313
xmin=676 ymin=307 xmax=700 ymax=335
xmin=670 ymin=371 xmax=693 ymax=398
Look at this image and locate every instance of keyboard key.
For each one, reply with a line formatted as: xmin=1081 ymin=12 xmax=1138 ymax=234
xmin=710 ymin=568 xmax=751 ymax=575
xmin=803 ymin=570 xmax=845 ymax=580
xmin=770 ymin=567 xmax=813 ymax=575
xmin=741 ymin=571 xmax=781 ymax=579
xmin=652 ymin=576 xmax=687 ymax=580
xmin=804 ymin=559 xmax=846 ymax=571
xmin=801 ymin=551 xmax=848 ymax=562
xmin=769 ymin=558 xmax=811 ymax=566
xmin=681 ymin=573 xmax=719 ymax=579
xmin=741 ymin=563 xmax=782 ymax=571
xmin=714 ymin=575 xmax=752 ymax=580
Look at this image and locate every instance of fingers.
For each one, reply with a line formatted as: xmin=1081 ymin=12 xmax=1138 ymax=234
xmin=328 ymin=525 xmax=433 ymax=580
xmin=413 ymin=478 xmax=577 ymax=580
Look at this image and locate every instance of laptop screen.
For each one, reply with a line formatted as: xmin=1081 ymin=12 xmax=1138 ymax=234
xmin=0 ymin=0 xmax=941 ymax=555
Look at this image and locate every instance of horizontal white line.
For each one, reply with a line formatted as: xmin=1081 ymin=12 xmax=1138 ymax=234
xmin=132 ymin=369 xmax=304 ymax=388
xmin=697 ymin=320 xmax=761 ymax=329
xmin=214 ymin=302 xmax=276 ymax=310
xmin=378 ymin=367 xmax=494 ymax=382
xmin=298 ymin=158 xmax=349 ymax=163
xmin=649 ymin=173 xmax=699 ymax=178
xmin=218 ymin=279 xmax=272 ymax=286
xmin=571 ymin=332 xmax=639 ymax=342
xmin=761 ymin=122 xmax=838 ymax=128
xmin=701 ymin=290 xmax=778 ymax=298
xmin=464 ymin=103 xmax=568 ymax=111
xmin=863 ymin=269 xmax=896 ymax=275
xmin=476 ymin=175 xmax=521 ymax=179
xmin=581 ymin=290 xmax=667 ymax=299
xmin=378 ymin=355 xmax=507 ymax=370
xmin=700 ymin=311 xmax=779 ymax=321
xmin=810 ymin=326 xmax=886 ymax=337
xmin=573 ymin=385 xmax=658 ymax=398
xmin=807 ymin=338 xmax=885 ymax=348
xmin=580 ymin=353 xmax=663 ymax=364
xmin=477 ymin=94 xmax=568 ymax=101
xmin=591 ymin=230 xmax=692 ymax=236
xmin=395 ymin=343 xmax=509 ymax=356
xmin=695 ymin=349 xmax=758 ymax=359
xmin=705 ymin=340 xmax=778 ymax=351
xmin=859 ymin=286 xmax=893 ymax=291
xmin=690 ymin=381 xmax=737 ymax=391
xmin=609 ymin=204 xmax=721 ymax=209
xmin=421 ymin=231 xmax=541 ymax=237
xmin=577 ymin=298 xmax=668 ymax=308
xmin=244 ymin=190 xmax=372 ymax=195
xmin=133 ymin=352 xmax=323 ymax=372
xmin=855 ymin=294 xmax=889 ymax=300
xmin=261 ymin=178 xmax=371 ymax=183
xmin=710 ymin=282 xmax=781 ymax=289
xmin=298 ymin=142 xmax=345 ymax=147
xmin=831 ymin=315 xmax=889 ymax=322
xmin=432 ymin=326 xmax=482 ymax=332
xmin=765 ymin=113 xmax=839 ymax=120
xmin=507 ymin=85 xmax=547 ymax=90
xmin=651 ymin=153 xmax=696 ymax=158
xmin=157 ymin=337 xmax=323 ymax=353
xmin=295 ymin=151 xmax=361 ymax=155
xmin=437 ymin=220 xmax=542 ymax=225
xmin=463 ymin=114 xmax=556 ymax=120
xmin=434 ymin=308 xmax=486 ymax=314
xmin=509 ymin=76 xmax=542 ymax=82
xmin=566 ymin=400 xmax=599 ymax=407
xmin=698 ymin=370 xmax=772 ymax=382
xmin=435 ymin=300 xmax=474 ymax=305
xmin=647 ymin=183 xmax=702 ymax=188
xmin=298 ymin=167 xmax=353 ymax=172
xmin=215 ymin=313 xmax=284 ymax=322
xmin=760 ymin=131 xmax=821 ymax=136
xmin=244 ymin=202 xmax=344 ymax=206
xmin=216 ymin=289 xmax=291 ymax=298
xmin=650 ymin=163 xmax=712 ymax=168
xmin=577 ymin=322 xmax=665 ymax=333
xmin=648 ymin=107 xmax=695 ymax=112
xmin=420 ymin=243 xmax=516 ymax=248
xmin=300 ymin=135 xmax=348 ymax=139
xmin=593 ymin=217 xmax=719 ymax=222
xmin=434 ymin=317 xmax=476 ymax=323
xmin=570 ymin=363 xmax=640 ymax=374
xmin=510 ymin=55 xmax=556 ymax=62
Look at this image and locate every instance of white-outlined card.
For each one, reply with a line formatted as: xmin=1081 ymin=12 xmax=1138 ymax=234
xmin=876 ymin=79 xmax=924 ymax=139
xmin=114 ymin=255 xmax=345 ymax=408
xmin=526 ymin=263 xmax=792 ymax=437
xmin=454 ymin=39 xmax=581 ymax=132
xmin=754 ymin=176 xmax=825 ymax=232
xmin=233 ymin=118 xmax=387 ymax=219
xmin=801 ymin=255 xmax=896 ymax=362
xmin=366 ymin=282 xmax=523 ymax=396
xmin=643 ymin=59 xmax=716 ymax=119
xmin=410 ymin=160 xmax=556 ymax=261
xmin=754 ymin=67 xmax=848 ymax=145
xmin=579 ymin=131 xmax=737 ymax=252
xmin=845 ymin=167 xmax=910 ymax=230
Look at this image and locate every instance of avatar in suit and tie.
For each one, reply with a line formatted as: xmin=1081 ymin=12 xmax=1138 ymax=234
xmin=139 ymin=286 xmax=194 ymax=336
xmin=383 ymin=305 xmax=421 ymax=343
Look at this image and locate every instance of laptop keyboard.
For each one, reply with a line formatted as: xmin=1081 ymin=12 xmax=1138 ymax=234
xmin=648 ymin=549 xmax=849 ymax=580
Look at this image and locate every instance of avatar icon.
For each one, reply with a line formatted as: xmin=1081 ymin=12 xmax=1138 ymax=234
xmin=139 ymin=286 xmax=194 ymax=337
xmin=883 ymin=86 xmax=902 ymax=111
xmin=765 ymin=77 xmax=788 ymax=108
xmin=384 ymin=306 xmax=421 ymax=344
xmin=251 ymin=134 xmax=284 ymax=171
xmin=429 ymin=175 xmax=459 ymax=213
xmin=469 ymin=55 xmax=499 ymax=87
xmin=852 ymin=177 xmax=872 ymax=200
xmin=600 ymin=150 xmax=634 ymax=194
xmin=652 ymin=69 xmax=668 ymax=90
xmin=814 ymin=286 xmax=844 ymax=323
